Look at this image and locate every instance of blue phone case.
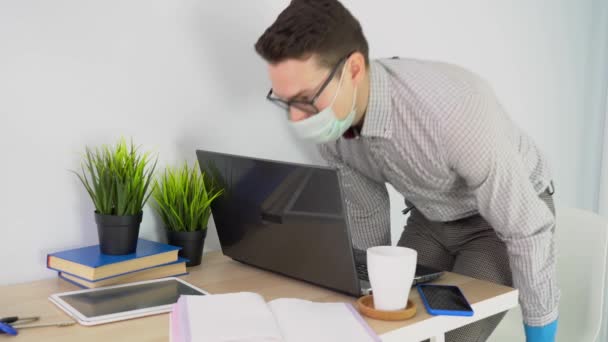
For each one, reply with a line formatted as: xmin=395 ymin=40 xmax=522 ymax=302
xmin=417 ymin=284 xmax=474 ymax=317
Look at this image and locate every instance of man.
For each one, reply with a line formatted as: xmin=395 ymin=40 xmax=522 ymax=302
xmin=254 ymin=1 xmax=559 ymax=341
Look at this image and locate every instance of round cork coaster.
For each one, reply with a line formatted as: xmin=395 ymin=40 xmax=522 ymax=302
xmin=356 ymin=295 xmax=417 ymax=321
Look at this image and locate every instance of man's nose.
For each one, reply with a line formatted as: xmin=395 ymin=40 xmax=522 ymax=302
xmin=289 ymin=108 xmax=312 ymax=122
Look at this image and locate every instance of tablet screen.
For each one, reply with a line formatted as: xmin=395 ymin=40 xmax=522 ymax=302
xmin=58 ymin=278 xmax=206 ymax=318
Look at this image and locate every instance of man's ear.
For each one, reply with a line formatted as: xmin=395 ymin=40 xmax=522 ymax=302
xmin=348 ymin=52 xmax=367 ymax=86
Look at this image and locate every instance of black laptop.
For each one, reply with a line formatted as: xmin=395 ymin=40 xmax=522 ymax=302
xmin=196 ymin=149 xmax=443 ymax=296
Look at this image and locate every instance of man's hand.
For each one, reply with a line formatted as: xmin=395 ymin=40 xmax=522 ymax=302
xmin=524 ymin=319 xmax=558 ymax=342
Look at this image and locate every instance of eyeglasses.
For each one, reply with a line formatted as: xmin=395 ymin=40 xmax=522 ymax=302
xmin=266 ymin=52 xmax=353 ymax=115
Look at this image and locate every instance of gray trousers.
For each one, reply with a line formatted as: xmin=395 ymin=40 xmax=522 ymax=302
xmin=397 ymin=188 xmax=555 ymax=342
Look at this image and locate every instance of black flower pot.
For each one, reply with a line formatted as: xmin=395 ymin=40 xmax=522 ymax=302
xmin=166 ymin=229 xmax=207 ymax=267
xmin=95 ymin=211 xmax=143 ymax=255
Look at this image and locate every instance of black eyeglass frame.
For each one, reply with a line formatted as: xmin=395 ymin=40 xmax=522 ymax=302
xmin=266 ymin=52 xmax=355 ymax=115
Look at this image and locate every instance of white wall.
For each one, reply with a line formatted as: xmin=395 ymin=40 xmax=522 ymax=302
xmin=590 ymin=0 xmax=608 ymax=339
xmin=0 ymin=0 xmax=603 ymax=287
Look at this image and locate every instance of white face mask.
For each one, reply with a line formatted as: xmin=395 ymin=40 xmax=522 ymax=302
xmin=289 ymin=62 xmax=358 ymax=144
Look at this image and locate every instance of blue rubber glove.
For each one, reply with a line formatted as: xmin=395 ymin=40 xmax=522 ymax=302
xmin=524 ymin=319 xmax=558 ymax=342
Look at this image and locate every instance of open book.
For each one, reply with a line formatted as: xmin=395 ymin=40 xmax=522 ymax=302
xmin=170 ymin=292 xmax=380 ymax=342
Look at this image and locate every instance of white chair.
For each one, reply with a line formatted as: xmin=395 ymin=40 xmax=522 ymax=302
xmin=488 ymin=207 xmax=608 ymax=342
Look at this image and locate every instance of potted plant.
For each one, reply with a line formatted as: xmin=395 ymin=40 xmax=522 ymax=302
xmin=73 ymin=138 xmax=157 ymax=255
xmin=152 ymin=161 xmax=223 ymax=267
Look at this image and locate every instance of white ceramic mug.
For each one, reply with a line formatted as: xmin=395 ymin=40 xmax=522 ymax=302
xmin=367 ymin=246 xmax=417 ymax=311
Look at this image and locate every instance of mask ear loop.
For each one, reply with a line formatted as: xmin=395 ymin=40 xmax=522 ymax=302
xmin=351 ymin=84 xmax=358 ymax=111
xmin=327 ymin=59 xmax=350 ymax=107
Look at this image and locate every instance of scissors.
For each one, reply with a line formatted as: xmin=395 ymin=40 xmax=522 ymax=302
xmin=0 ymin=316 xmax=74 ymax=336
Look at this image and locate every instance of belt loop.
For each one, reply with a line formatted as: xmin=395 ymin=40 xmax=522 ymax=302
xmin=547 ymin=180 xmax=555 ymax=195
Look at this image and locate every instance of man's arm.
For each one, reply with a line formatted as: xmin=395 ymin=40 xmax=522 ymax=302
xmin=441 ymin=88 xmax=560 ymax=329
xmin=318 ymin=144 xmax=391 ymax=249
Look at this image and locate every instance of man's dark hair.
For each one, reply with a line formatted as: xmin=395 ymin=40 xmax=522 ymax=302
xmin=255 ymin=0 xmax=369 ymax=70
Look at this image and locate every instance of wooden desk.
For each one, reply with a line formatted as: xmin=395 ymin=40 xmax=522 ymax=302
xmin=0 ymin=251 xmax=518 ymax=342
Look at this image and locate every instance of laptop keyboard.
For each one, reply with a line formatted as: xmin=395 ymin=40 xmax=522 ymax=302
xmin=354 ymin=258 xmax=443 ymax=285
xmin=355 ymin=263 xmax=370 ymax=281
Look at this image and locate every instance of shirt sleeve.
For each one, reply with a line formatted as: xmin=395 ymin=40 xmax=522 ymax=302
xmin=441 ymin=89 xmax=559 ymax=326
xmin=318 ymin=143 xmax=391 ymax=250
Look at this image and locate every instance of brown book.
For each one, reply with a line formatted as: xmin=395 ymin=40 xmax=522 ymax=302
xmin=59 ymin=260 xmax=187 ymax=288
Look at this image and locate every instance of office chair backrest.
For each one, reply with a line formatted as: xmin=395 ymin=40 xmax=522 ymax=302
xmin=489 ymin=207 xmax=608 ymax=342
xmin=555 ymin=207 xmax=608 ymax=341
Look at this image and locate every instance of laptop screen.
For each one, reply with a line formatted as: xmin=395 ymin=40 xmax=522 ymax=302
xmin=196 ymin=150 xmax=362 ymax=296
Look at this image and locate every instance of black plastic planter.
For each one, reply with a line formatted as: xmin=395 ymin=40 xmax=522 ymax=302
xmin=95 ymin=211 xmax=142 ymax=255
xmin=166 ymin=229 xmax=207 ymax=267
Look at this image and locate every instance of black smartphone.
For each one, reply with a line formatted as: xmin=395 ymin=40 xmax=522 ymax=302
xmin=417 ymin=284 xmax=474 ymax=316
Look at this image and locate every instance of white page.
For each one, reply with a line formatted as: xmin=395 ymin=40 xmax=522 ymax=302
xmin=268 ymin=298 xmax=380 ymax=342
xmin=183 ymin=293 xmax=284 ymax=342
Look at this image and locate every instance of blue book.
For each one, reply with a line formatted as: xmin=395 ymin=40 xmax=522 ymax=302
xmin=47 ymin=239 xmax=181 ymax=281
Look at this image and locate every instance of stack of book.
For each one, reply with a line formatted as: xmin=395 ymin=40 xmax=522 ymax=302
xmin=47 ymin=239 xmax=188 ymax=289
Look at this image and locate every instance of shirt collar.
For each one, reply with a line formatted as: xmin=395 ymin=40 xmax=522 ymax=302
xmin=360 ymin=60 xmax=393 ymax=139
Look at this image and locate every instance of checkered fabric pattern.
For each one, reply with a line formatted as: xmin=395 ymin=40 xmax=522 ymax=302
xmin=318 ymin=58 xmax=559 ymax=327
